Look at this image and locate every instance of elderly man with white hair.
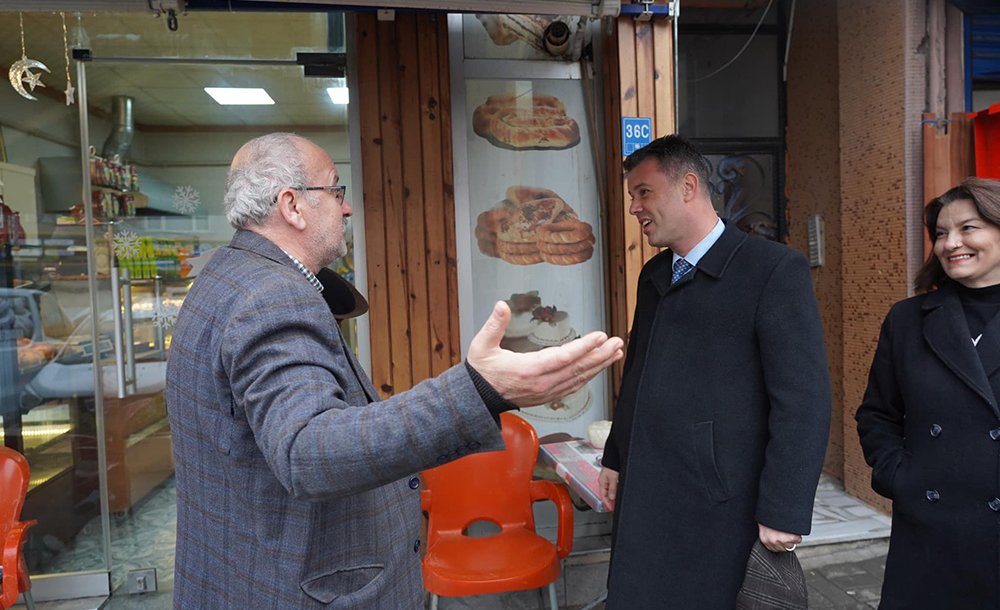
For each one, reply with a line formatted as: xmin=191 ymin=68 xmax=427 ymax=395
xmin=165 ymin=132 xmax=624 ymax=610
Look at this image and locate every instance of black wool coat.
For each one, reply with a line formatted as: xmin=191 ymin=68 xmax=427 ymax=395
xmin=602 ymin=225 xmax=832 ymax=609
xmin=857 ymin=281 xmax=1000 ymax=609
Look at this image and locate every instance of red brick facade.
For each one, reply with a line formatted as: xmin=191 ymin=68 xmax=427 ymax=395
xmin=787 ymin=0 xmax=928 ymax=512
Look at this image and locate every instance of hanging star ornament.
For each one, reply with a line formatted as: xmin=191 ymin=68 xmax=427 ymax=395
xmin=64 ymin=81 xmax=75 ymax=106
xmin=10 ymin=14 xmax=49 ymax=102
xmin=9 ymin=55 xmax=49 ymax=101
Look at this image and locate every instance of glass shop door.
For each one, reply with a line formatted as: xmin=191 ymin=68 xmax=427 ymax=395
xmin=1 ymin=9 xmax=359 ymax=604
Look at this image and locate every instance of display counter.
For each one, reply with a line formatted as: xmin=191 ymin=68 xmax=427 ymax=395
xmin=3 ymin=224 xmax=193 ymax=531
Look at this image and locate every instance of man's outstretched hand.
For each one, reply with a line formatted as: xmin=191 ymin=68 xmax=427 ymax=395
xmin=467 ymin=301 xmax=625 ymax=407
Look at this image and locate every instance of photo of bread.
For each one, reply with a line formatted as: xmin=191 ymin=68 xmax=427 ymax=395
xmin=472 ymin=15 xmax=587 ymax=61
xmin=473 ymin=94 xmax=580 ymax=151
xmin=476 ymin=186 xmax=595 ymax=266
xmin=476 ymin=14 xmax=553 ymax=52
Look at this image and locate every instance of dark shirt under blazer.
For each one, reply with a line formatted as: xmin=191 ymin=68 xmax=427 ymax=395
xmin=166 ymin=230 xmax=504 ymax=609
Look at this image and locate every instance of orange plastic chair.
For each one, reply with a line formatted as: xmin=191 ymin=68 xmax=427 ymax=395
xmin=0 ymin=447 xmax=36 ymax=610
xmin=421 ymin=412 xmax=573 ymax=610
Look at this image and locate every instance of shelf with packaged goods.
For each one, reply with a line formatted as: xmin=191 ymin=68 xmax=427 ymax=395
xmin=59 ymin=187 xmax=188 ymax=226
xmin=13 ymin=221 xmax=199 ymax=283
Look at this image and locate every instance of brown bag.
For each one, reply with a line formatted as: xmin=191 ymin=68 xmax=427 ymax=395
xmin=736 ymin=540 xmax=808 ymax=609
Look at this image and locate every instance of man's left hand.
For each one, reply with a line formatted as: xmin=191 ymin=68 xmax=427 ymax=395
xmin=467 ymin=301 xmax=624 ymax=407
xmin=758 ymin=523 xmax=802 ymax=553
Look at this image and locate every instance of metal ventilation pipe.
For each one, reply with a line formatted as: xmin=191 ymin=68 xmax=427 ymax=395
xmin=102 ymin=96 xmax=134 ymax=161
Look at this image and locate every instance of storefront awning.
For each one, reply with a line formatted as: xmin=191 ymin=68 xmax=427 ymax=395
xmin=239 ymin=0 xmax=621 ymax=17
xmin=2 ymin=0 xmax=619 ymax=17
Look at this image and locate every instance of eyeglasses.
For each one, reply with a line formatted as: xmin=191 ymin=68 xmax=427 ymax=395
xmin=293 ymin=185 xmax=347 ymax=204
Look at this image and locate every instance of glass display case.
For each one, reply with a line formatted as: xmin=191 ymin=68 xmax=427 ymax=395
xmin=4 ymin=157 xmax=201 ymax=551
xmin=4 ymin=223 xmax=194 ymax=536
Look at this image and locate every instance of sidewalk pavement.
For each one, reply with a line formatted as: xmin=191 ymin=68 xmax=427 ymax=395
xmin=436 ymin=537 xmax=890 ymax=610
xmin=800 ymin=538 xmax=888 ymax=610
xmin=437 ymin=471 xmax=892 ymax=609
xmin=15 ymin=538 xmax=889 ymax=610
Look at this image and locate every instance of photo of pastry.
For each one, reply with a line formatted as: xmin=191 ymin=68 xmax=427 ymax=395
xmin=472 ymin=94 xmax=580 ymax=151
xmin=476 ymin=185 xmax=595 ymax=266
xmin=499 ymin=293 xmax=578 ymax=352
xmin=472 ymin=14 xmax=587 ymax=60
xmin=499 ymin=290 xmax=541 ymax=347
xmin=496 ymin=292 xmax=592 ymax=422
xmin=476 ymin=14 xmax=556 ymax=53
xmin=521 ymin=384 xmax=592 ymax=423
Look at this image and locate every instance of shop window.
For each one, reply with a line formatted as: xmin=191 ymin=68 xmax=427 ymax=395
xmin=452 ymin=16 xmax=610 ymax=441
xmin=0 ymin=8 xmax=357 ymax=599
xmin=703 ymin=150 xmax=780 ymax=241
xmin=678 ymin=3 xmax=787 ymax=240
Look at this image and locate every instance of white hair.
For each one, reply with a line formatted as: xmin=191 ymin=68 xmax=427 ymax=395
xmin=224 ymin=133 xmax=310 ymax=229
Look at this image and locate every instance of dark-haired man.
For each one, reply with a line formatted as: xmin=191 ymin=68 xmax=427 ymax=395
xmin=598 ymin=135 xmax=831 ymax=608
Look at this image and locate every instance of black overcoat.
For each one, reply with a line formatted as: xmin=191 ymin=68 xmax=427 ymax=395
xmin=602 ymin=225 xmax=832 ymax=608
xmin=856 ymin=281 xmax=1000 ymax=609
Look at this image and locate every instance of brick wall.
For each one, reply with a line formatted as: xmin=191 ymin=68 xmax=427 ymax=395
xmin=786 ymin=0 xmax=844 ymax=481
xmin=837 ymin=0 xmax=926 ymax=511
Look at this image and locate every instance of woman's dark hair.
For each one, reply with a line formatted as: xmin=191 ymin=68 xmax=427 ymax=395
xmin=914 ymin=177 xmax=1000 ymax=293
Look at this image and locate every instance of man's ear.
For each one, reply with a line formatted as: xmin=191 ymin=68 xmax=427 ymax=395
xmin=682 ymin=172 xmax=700 ymax=202
xmin=276 ymin=189 xmax=307 ymax=230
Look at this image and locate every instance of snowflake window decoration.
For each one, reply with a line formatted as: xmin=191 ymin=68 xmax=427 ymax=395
xmin=112 ymin=229 xmax=140 ymax=259
xmin=173 ymin=185 xmax=201 ymax=215
xmin=152 ymin=302 xmax=180 ymax=329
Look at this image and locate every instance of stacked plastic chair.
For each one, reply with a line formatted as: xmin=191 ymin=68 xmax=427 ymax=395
xmin=0 ymin=447 xmax=36 ymax=610
xmin=421 ymin=412 xmax=574 ymax=610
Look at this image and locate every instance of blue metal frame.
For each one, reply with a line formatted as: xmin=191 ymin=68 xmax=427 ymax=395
xmin=618 ymin=3 xmax=675 ymax=19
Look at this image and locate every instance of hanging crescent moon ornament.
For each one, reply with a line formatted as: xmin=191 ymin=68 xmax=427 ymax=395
xmin=8 ymin=55 xmax=50 ymax=101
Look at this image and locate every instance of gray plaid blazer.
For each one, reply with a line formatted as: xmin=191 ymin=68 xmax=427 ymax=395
xmin=166 ymin=230 xmax=504 ymax=609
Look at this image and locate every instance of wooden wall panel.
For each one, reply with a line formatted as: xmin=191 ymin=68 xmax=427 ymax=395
xmin=652 ymin=20 xmax=675 ymax=149
xmin=355 ymin=13 xmax=460 ymax=397
xmin=602 ymin=19 xmax=628 ymax=393
xmin=376 ymin=23 xmax=414 ymax=396
xmin=355 ymin=17 xmax=391 ymax=395
xmin=603 ymin=9 xmax=676 ymax=403
xmin=922 ymin=113 xmax=974 ymax=259
xmin=438 ymin=17 xmax=462 ymax=371
xmin=417 ymin=16 xmax=455 ymax=377
xmin=615 ymin=18 xmax=646 ymax=337
xmin=397 ymin=15 xmax=431 ymax=383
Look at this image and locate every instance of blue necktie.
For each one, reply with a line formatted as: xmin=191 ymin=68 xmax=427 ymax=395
xmin=672 ymin=258 xmax=693 ymax=284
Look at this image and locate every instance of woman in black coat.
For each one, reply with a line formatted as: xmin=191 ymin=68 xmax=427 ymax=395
xmin=857 ymin=177 xmax=1000 ymax=609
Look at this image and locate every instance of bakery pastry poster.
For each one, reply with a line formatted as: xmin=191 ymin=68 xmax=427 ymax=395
xmin=462 ymin=14 xmax=591 ymax=62
xmin=465 ymin=78 xmax=607 ymax=439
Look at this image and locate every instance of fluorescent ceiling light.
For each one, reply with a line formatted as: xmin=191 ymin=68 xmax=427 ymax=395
xmin=326 ymin=78 xmax=349 ymax=105
xmin=326 ymin=87 xmax=349 ymax=105
xmin=204 ymin=87 xmax=274 ymax=105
